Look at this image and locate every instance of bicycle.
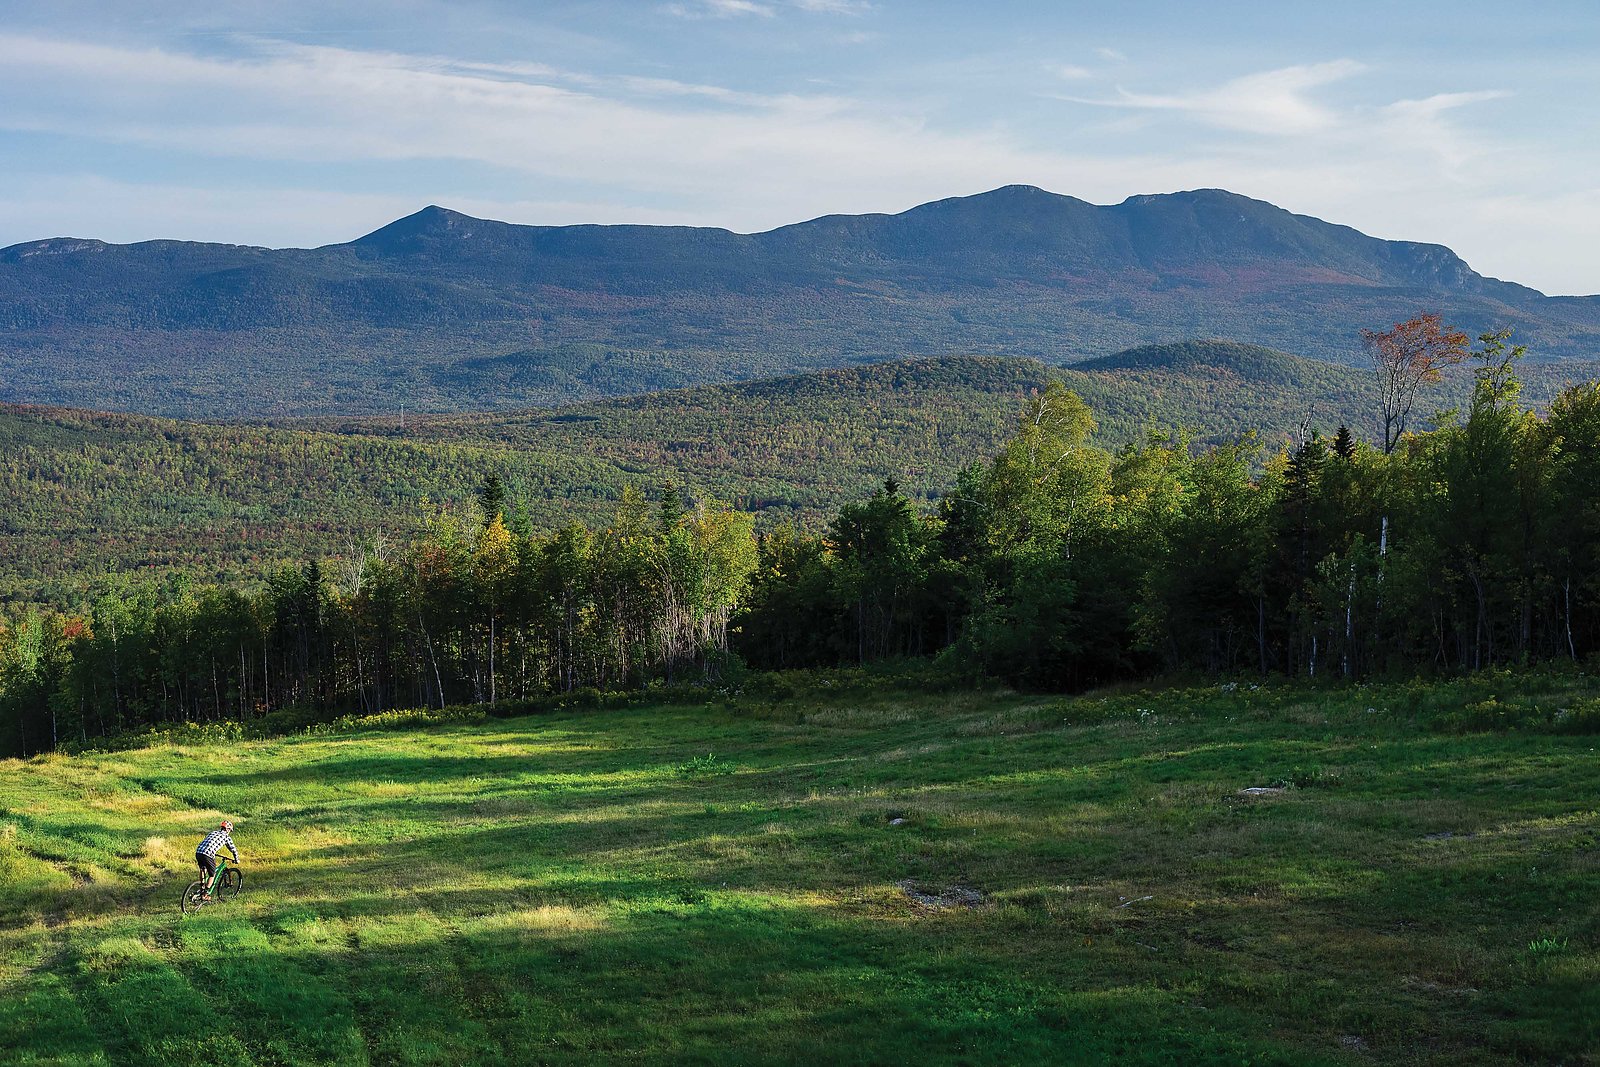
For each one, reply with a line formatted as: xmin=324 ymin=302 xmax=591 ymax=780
xmin=180 ymin=856 xmax=243 ymax=915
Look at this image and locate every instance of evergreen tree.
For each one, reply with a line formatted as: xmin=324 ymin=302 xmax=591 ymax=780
xmin=1543 ymin=383 xmax=1600 ymax=658
xmin=659 ymin=483 xmax=685 ymax=532
xmin=1331 ymin=424 xmax=1357 ymax=460
xmin=829 ymin=480 xmax=936 ymax=663
xmin=477 ymin=473 xmax=507 ymax=526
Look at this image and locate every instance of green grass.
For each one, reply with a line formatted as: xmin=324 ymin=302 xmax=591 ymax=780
xmin=2 ymin=677 xmax=1598 ymax=1065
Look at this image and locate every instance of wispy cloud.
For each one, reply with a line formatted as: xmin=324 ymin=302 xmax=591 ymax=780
xmin=663 ymin=0 xmax=775 ymax=18
xmin=792 ymin=0 xmax=872 ymax=13
xmin=664 ymin=0 xmax=866 ymax=18
xmin=1075 ymin=60 xmax=1363 ymax=135
xmin=0 ymin=32 xmax=1068 ymax=228
xmin=1385 ymin=89 xmax=1508 ymax=119
xmin=1377 ymin=89 xmax=1511 ymax=177
xmin=0 ymin=30 xmax=1582 ymax=292
xmin=1064 ymin=61 xmax=1511 ymax=159
xmin=1030 ymin=59 xmax=1557 ymax=284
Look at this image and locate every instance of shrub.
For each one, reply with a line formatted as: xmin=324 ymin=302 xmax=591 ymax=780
xmin=1433 ymin=694 xmax=1600 ymax=735
xmin=303 ymin=705 xmax=489 ymax=736
xmin=1527 ymin=936 xmax=1570 ymax=957
xmin=60 ymin=719 xmax=245 ymax=754
xmin=1268 ymin=765 xmax=1343 ymax=789
xmin=1445 ymin=698 xmax=1545 ymax=733
xmin=0 ymin=824 xmax=22 ymax=884
xmin=676 ymin=753 xmax=736 ymax=778
xmin=1551 ymin=698 xmax=1600 ymax=735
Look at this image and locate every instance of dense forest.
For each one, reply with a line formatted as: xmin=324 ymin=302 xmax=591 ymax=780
xmin=0 ymin=345 xmax=1380 ymax=606
xmin=4 ymin=326 xmax=1599 ymax=755
xmin=6 ymin=343 xmax=1593 ymax=609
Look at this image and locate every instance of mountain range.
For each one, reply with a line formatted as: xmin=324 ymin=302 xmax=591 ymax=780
xmin=3 ymin=186 xmax=1598 ymax=418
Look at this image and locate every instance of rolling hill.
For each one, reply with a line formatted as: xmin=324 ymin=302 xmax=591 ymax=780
xmin=7 ymin=342 xmax=1590 ymax=608
xmin=2 ymin=187 xmax=1597 ymax=418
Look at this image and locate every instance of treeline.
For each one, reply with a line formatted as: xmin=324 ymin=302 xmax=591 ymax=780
xmin=5 ymin=330 xmax=1600 ymax=755
xmin=0 ymin=485 xmax=754 ymax=755
xmin=736 ymin=333 xmax=1600 ymax=688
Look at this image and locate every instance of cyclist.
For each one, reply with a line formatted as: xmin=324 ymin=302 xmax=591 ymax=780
xmin=195 ymin=820 xmax=240 ymax=901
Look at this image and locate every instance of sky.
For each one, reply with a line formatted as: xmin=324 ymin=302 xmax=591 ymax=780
xmin=1 ymin=1 xmax=1597 ymax=294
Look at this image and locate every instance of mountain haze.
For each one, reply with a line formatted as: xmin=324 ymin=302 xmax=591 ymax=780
xmin=2 ymin=186 xmax=1597 ymax=417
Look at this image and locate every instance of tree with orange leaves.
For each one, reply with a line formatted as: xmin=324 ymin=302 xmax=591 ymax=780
xmin=1362 ymin=313 xmax=1471 ymax=454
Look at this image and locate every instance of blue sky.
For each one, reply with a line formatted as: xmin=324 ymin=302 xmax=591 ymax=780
xmin=2 ymin=0 xmax=1597 ymax=293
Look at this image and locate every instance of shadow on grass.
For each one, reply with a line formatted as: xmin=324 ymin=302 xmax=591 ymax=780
xmin=26 ymin=887 xmax=1365 ymax=1067
xmin=7 ymin=697 xmax=1600 ymax=1064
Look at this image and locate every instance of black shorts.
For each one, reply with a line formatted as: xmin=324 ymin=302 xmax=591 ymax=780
xmin=197 ymin=851 xmax=217 ymax=879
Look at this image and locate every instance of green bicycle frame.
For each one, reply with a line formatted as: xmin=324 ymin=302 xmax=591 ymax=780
xmin=205 ymin=855 xmax=233 ymax=894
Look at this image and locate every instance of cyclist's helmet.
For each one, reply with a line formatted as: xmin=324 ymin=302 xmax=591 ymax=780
xmin=220 ymin=820 xmax=234 ymax=832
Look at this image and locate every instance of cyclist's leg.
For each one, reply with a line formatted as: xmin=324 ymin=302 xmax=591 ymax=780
xmin=197 ymin=852 xmax=217 ymax=896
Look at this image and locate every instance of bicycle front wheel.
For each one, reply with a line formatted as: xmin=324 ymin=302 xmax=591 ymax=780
xmin=220 ymin=868 xmax=242 ymax=899
xmin=180 ymin=880 xmax=208 ymax=916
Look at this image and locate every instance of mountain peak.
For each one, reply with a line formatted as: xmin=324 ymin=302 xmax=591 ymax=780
xmin=349 ymin=205 xmax=494 ymax=252
xmin=905 ymin=184 xmax=1091 ymax=215
xmin=0 ymin=237 xmax=111 ymax=263
xmin=1119 ymin=187 xmax=1261 ymax=206
xmin=1076 ymin=339 xmax=1312 ymax=377
xmin=970 ymin=184 xmax=1055 ymax=199
xmin=414 ymin=204 xmax=477 ymax=224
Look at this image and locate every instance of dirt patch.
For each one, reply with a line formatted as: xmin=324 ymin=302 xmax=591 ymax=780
xmin=897 ymin=880 xmax=986 ymax=909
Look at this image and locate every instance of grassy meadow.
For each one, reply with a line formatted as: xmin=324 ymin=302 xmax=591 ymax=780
xmin=1 ymin=675 xmax=1597 ymax=1065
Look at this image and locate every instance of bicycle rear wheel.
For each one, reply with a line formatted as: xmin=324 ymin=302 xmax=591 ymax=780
xmin=180 ymin=880 xmax=208 ymax=915
xmin=220 ymin=868 xmax=243 ymax=899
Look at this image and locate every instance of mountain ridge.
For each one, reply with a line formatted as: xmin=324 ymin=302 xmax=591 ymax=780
xmin=327 ymin=187 xmax=1551 ymax=298
xmin=2 ymin=186 xmax=1597 ymax=418
xmin=1 ymin=186 xmax=1569 ymax=297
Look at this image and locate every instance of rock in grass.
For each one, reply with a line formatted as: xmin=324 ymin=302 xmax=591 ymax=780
xmin=897 ymin=880 xmax=986 ymax=909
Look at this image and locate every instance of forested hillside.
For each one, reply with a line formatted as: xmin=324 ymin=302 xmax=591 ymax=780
xmin=5 ymin=341 xmax=1594 ymax=610
xmin=4 ymin=186 xmax=1599 ymax=417
xmin=6 ymin=330 xmax=1600 ymax=755
xmin=1 ymin=344 xmax=1406 ymax=606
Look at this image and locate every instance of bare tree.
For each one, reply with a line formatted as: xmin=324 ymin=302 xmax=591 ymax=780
xmin=1362 ymin=313 xmax=1470 ymax=454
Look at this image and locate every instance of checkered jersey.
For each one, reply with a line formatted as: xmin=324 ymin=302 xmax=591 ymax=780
xmin=196 ymin=829 xmax=238 ymax=859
